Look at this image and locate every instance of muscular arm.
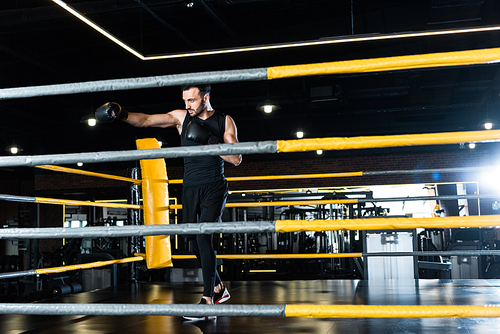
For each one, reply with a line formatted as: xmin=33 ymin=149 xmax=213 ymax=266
xmin=221 ymin=115 xmax=242 ymax=166
xmin=125 ymin=109 xmax=186 ymax=134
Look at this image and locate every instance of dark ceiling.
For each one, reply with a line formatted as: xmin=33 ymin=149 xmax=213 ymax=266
xmin=2 ymin=0 xmax=500 ymax=167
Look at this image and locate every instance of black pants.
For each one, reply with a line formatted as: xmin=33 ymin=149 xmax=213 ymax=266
xmin=182 ymin=179 xmax=228 ymax=297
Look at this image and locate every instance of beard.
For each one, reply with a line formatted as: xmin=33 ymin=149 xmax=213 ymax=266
xmin=187 ymin=102 xmax=206 ymax=117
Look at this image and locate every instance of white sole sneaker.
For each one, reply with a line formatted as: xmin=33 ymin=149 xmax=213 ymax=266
xmin=214 ymin=285 xmax=231 ymax=304
xmin=182 ymin=315 xmax=217 ymax=321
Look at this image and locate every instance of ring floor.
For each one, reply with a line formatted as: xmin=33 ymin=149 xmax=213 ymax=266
xmin=1 ymin=279 xmax=500 ymax=333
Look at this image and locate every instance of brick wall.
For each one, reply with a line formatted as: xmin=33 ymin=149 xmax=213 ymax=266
xmin=34 ymin=169 xmax=129 ymax=192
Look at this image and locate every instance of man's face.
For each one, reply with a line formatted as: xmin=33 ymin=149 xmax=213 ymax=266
xmin=183 ymin=87 xmax=208 ymax=117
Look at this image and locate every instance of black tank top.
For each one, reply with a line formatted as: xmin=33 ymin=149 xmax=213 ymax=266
xmin=180 ymin=110 xmax=226 ymax=187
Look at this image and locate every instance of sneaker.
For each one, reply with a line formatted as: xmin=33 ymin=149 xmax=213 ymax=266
xmin=213 ymin=283 xmax=230 ymax=304
xmin=182 ymin=298 xmax=217 ymax=321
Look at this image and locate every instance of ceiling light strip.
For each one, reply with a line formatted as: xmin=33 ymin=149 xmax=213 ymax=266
xmin=52 ymin=0 xmax=144 ymax=60
xmin=144 ymin=26 xmax=500 ymax=61
xmin=52 ymin=0 xmax=500 ymax=61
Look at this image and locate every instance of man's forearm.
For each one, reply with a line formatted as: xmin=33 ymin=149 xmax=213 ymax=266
xmin=221 ymin=154 xmax=242 ymax=166
xmin=124 ymin=112 xmax=150 ymax=127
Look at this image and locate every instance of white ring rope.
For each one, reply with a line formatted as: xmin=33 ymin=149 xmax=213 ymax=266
xmin=0 ymin=68 xmax=268 ymax=100
xmin=0 ymin=141 xmax=276 ymax=167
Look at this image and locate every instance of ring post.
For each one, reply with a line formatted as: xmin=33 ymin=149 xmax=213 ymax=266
xmin=128 ymin=167 xmax=142 ymax=282
xmin=136 ymin=139 xmax=173 ymax=269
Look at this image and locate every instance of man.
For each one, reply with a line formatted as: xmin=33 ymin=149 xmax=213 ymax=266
xmin=95 ymin=84 xmax=241 ymax=316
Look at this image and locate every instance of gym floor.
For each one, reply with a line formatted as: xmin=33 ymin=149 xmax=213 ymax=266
xmin=1 ymin=279 xmax=500 ymax=333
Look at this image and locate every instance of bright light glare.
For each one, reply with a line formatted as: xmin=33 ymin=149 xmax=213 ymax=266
xmin=468 ymin=143 xmax=476 ymax=149
xmin=87 ymin=118 xmax=97 ymax=126
xmin=263 ymin=105 xmax=273 ymax=113
xmin=317 ymin=150 xmax=323 ymax=155
xmin=296 ymin=131 xmax=304 ymax=138
xmin=10 ymin=147 xmax=18 ymax=154
xmin=485 ymin=122 xmax=493 ymax=130
xmin=480 ymin=169 xmax=500 ymax=194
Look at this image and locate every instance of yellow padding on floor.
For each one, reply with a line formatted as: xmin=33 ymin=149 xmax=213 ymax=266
xmin=137 ymin=138 xmax=172 ymax=269
xmin=268 ymin=47 xmax=500 ymax=79
xmin=275 ymin=215 xmax=500 ymax=232
xmin=284 ymin=304 xmax=500 ymax=318
xmin=276 ymin=129 xmax=500 ymax=152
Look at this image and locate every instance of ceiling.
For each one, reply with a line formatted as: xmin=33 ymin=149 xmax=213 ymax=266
xmin=2 ymin=0 xmax=500 ymax=169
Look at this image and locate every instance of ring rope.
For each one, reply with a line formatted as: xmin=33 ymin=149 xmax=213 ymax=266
xmin=36 ymin=165 xmax=142 ymax=184
xmin=169 ymin=250 xmax=500 ymax=260
xmin=1 ymin=130 xmax=499 ymax=168
xmin=36 ymin=256 xmax=144 ymax=275
xmin=0 ymin=303 xmax=498 ymax=318
xmin=0 ymin=193 xmax=142 ymax=209
xmin=268 ymin=47 xmax=500 ymax=79
xmin=2 ymin=47 xmax=500 ymax=99
xmin=275 ymin=216 xmax=500 ymax=232
xmin=33 ymin=164 xmax=488 ymax=192
xmin=167 ymin=171 xmax=364 ymax=184
xmin=0 ymin=193 xmax=490 ymax=210
xmin=1 ymin=216 xmax=498 ymax=239
xmin=166 ymin=194 xmax=495 ymax=210
xmin=5 ymin=249 xmax=500 ymax=280
xmin=283 ymin=304 xmax=500 ymax=319
xmin=276 ymin=129 xmax=500 ymax=152
xmin=0 ymin=141 xmax=276 ymax=167
xmin=0 ymin=131 xmax=499 ymax=167
xmin=168 ymin=166 xmax=489 ymax=184
xmin=0 ymin=256 xmax=144 ymax=279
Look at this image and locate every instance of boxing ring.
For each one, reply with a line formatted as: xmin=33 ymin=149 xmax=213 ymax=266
xmin=1 ymin=47 xmax=500 ymax=330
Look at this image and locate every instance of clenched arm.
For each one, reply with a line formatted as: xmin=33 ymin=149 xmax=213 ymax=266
xmin=221 ymin=115 xmax=242 ymax=166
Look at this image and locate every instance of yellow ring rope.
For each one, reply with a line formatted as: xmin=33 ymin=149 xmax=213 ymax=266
xmin=36 ymin=256 xmax=144 ymax=275
xmin=284 ymin=304 xmax=500 ymax=318
xmin=167 ymin=199 xmax=357 ymax=210
xmin=275 ymin=215 xmax=500 ymax=232
xmin=170 ymin=253 xmax=362 ymax=260
xmin=35 ymin=197 xmax=142 ymax=209
xmin=276 ymin=129 xmax=500 ymax=152
xmin=36 ymin=165 xmax=142 ymax=184
xmin=268 ymin=47 xmax=500 ymax=79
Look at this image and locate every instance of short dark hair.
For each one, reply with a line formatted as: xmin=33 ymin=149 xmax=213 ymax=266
xmin=181 ymin=84 xmax=211 ymax=96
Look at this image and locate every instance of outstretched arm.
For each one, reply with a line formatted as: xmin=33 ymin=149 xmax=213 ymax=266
xmin=221 ymin=115 xmax=242 ymax=166
xmin=96 ymin=102 xmax=186 ymax=133
xmin=125 ymin=109 xmax=186 ymax=132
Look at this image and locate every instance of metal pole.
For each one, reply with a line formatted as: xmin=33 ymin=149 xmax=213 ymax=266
xmin=34 ymin=204 xmax=40 ymax=290
xmin=128 ymin=167 xmax=142 ymax=283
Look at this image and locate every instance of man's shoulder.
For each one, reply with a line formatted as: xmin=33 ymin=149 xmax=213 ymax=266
xmin=169 ymin=109 xmax=188 ymax=123
xmin=170 ymin=109 xmax=187 ymax=116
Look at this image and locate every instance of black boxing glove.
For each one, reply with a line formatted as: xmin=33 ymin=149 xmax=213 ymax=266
xmin=185 ymin=121 xmax=219 ymax=145
xmin=95 ymin=102 xmax=128 ymax=123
